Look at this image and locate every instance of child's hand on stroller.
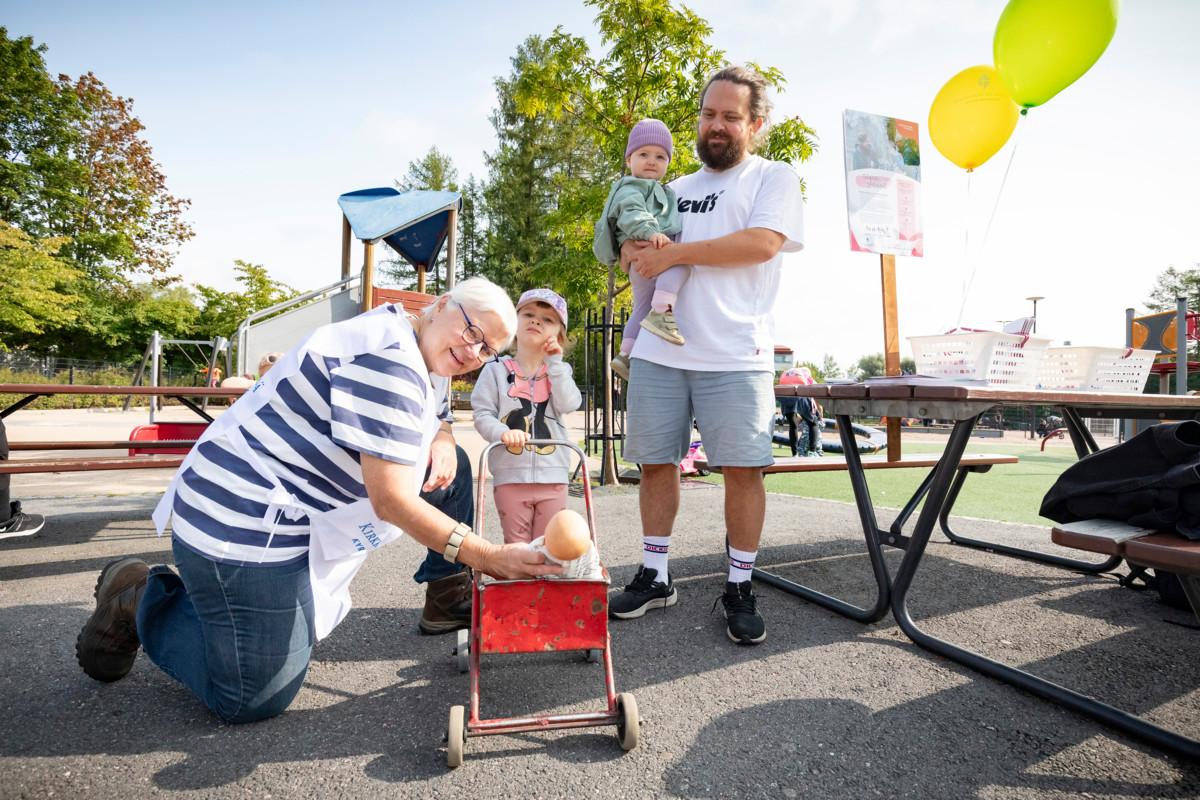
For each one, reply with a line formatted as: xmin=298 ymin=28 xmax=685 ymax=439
xmin=482 ymin=542 xmax=565 ymax=580
xmin=501 ymin=429 xmax=528 ymax=452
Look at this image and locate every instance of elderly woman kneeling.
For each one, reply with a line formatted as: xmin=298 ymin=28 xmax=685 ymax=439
xmin=75 ymin=277 xmax=559 ymax=722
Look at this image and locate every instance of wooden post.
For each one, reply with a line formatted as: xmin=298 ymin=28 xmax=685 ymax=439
xmin=445 ymin=206 xmax=459 ymax=290
xmin=880 ymin=254 xmax=901 ymax=461
xmin=361 ymin=240 xmax=375 ymax=312
xmin=340 ymin=215 xmax=352 ymax=279
xmin=417 ymin=266 xmax=426 ymax=295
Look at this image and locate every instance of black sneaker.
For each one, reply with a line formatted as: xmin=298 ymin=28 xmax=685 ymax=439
xmin=0 ymin=502 xmax=44 ymax=541
xmin=716 ymin=581 xmax=766 ymax=645
xmin=609 ymin=566 xmax=677 ymax=619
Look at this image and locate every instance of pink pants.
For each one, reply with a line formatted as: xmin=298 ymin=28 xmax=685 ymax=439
xmin=494 ymin=483 xmax=568 ymax=544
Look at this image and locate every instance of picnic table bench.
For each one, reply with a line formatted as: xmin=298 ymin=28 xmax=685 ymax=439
xmin=1 ymin=383 xmax=245 ymax=475
xmin=1052 ymin=519 xmax=1200 ymax=621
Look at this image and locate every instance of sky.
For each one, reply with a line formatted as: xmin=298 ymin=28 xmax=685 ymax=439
xmin=5 ymin=0 xmax=1198 ymax=373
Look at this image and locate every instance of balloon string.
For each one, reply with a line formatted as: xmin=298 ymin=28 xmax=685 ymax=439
xmin=953 ymin=118 xmax=1024 ymax=329
xmin=954 ymin=170 xmax=973 ymax=328
xmin=980 ymin=115 xmax=1024 ymax=250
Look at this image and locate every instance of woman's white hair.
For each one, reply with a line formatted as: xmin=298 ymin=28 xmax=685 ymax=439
xmin=425 ymin=276 xmax=519 ymax=351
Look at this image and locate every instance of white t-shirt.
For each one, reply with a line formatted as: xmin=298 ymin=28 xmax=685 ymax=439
xmin=631 ymin=154 xmax=805 ymax=372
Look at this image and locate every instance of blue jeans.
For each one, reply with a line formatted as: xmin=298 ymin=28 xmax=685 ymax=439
xmin=138 ymin=445 xmax=474 ymax=722
xmin=413 ymin=445 xmax=473 ymax=584
xmin=138 ymin=538 xmax=315 ymax=724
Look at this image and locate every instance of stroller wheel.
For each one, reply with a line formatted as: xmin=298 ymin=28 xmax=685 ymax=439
xmin=447 ymin=705 xmax=466 ymax=768
xmin=616 ymin=692 xmax=639 ymax=751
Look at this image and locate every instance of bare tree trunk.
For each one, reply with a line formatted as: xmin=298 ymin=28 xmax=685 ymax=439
xmin=600 ymin=263 xmax=620 ymax=485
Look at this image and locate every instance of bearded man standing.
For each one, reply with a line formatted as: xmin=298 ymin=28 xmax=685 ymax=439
xmin=609 ymin=66 xmax=805 ymax=645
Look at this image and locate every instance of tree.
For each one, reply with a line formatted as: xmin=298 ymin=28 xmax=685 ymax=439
xmin=398 ymin=146 xmax=458 ymax=193
xmin=1 ymin=29 xmax=194 ymax=359
xmin=481 ymin=36 xmax=569 ymax=298
xmin=500 ymin=0 xmax=818 ymax=482
xmin=58 ymin=72 xmax=193 ymax=283
xmin=852 ymin=352 xmax=914 ymax=380
xmin=820 ymin=354 xmax=841 ymax=380
xmin=0 ymin=221 xmax=82 ymax=346
xmin=459 ymin=175 xmax=485 ymax=280
xmin=0 ymin=30 xmax=83 ymax=239
xmin=853 ymin=353 xmax=885 ymax=381
xmin=193 ymin=260 xmax=299 ymax=347
xmin=1145 ymin=263 xmax=1200 ymax=314
xmin=383 ymin=147 xmax=460 ymax=292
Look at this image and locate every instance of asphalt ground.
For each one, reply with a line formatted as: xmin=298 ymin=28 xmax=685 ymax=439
xmin=1 ymin=410 xmax=1198 ymax=798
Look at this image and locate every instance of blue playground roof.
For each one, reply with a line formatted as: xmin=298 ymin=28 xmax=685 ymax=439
xmin=337 ymin=187 xmax=461 ymax=268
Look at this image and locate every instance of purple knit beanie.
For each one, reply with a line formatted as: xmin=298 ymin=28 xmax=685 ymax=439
xmin=625 ymin=118 xmax=673 ymax=160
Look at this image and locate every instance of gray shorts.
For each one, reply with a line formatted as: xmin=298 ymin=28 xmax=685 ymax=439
xmin=624 ymin=359 xmax=776 ymax=467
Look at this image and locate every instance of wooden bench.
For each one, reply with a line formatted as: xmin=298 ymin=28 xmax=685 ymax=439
xmin=1052 ymin=519 xmax=1200 ymax=620
xmin=9 ymin=441 xmax=199 ymax=451
xmin=0 ymin=454 xmax=186 ymax=474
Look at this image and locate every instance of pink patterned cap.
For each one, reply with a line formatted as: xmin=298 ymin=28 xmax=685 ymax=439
xmin=516 ymin=288 xmax=568 ymax=328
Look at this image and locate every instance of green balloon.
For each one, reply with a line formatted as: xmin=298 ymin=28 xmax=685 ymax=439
xmin=994 ymin=0 xmax=1119 ymax=109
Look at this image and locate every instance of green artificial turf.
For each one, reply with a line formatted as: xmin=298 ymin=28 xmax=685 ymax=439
xmin=701 ymin=439 xmax=1079 ymax=527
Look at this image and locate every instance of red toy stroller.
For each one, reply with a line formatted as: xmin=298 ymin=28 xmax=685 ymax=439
xmin=445 ymin=440 xmax=639 ymax=768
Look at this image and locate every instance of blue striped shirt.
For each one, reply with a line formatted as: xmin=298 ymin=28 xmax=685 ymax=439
xmin=172 ymin=306 xmax=449 ymax=566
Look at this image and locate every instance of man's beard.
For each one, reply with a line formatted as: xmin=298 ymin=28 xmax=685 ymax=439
xmin=697 ymin=132 xmax=744 ymax=170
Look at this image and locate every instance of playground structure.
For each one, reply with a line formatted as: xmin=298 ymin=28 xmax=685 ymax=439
xmin=1127 ymin=298 xmax=1198 ymax=395
xmin=1125 ymin=298 xmax=1198 ymax=440
xmin=234 ymin=187 xmax=457 ymax=375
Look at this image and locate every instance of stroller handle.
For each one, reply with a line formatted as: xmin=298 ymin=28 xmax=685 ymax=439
xmin=474 ymin=440 xmax=600 ymax=552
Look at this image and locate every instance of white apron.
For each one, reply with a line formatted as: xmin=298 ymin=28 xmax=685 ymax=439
xmin=153 ymin=309 xmax=443 ymax=639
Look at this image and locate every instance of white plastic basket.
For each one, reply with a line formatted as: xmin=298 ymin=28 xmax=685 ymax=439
xmin=1037 ymin=346 xmax=1156 ymax=393
xmin=908 ymin=332 xmax=1051 ymax=387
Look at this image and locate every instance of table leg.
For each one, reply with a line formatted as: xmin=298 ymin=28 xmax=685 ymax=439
xmin=1 ymin=393 xmax=49 ymax=419
xmin=753 ymin=414 xmax=894 ymax=623
xmin=170 ymin=395 xmax=216 ymax=422
xmin=1062 ymin=406 xmax=1099 ymax=459
xmin=891 ymin=418 xmax=1200 ymax=761
xmin=937 ymin=466 xmax=1122 ymax=573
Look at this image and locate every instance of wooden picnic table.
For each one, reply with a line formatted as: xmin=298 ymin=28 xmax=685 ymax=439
xmin=0 ymin=383 xmax=247 ymax=475
xmin=761 ymin=378 xmax=1200 ymax=760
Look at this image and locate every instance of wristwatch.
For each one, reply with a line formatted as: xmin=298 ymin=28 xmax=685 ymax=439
xmin=443 ymin=521 xmax=471 ymax=564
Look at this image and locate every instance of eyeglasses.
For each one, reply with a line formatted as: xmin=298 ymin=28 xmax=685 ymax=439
xmin=456 ymin=302 xmax=499 ymax=360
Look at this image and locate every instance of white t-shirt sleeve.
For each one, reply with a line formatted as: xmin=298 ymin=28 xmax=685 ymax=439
xmin=747 ymin=162 xmax=805 ymax=253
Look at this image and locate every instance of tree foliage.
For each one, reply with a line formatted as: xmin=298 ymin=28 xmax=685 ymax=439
xmin=1145 ymin=263 xmax=1200 ymax=314
xmin=0 ymin=221 xmax=81 ymax=344
xmin=193 ymin=260 xmax=299 ymax=346
xmin=1 ymin=28 xmax=196 ymax=359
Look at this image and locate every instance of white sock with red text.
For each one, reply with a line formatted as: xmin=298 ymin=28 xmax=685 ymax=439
xmin=728 ymin=546 xmax=757 ymax=584
xmin=642 ymin=536 xmax=670 ymax=583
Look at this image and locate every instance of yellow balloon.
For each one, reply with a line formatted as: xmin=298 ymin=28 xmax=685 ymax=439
xmin=928 ymin=65 xmax=1019 ymax=171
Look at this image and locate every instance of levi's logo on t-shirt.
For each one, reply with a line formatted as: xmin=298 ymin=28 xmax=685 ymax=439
xmin=677 ymin=190 xmax=724 ymax=214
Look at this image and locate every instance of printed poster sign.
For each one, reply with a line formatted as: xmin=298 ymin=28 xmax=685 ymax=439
xmin=843 ymin=109 xmax=923 ymax=257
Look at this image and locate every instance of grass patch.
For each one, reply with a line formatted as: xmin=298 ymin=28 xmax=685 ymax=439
xmin=702 ymin=439 xmax=1076 ymax=527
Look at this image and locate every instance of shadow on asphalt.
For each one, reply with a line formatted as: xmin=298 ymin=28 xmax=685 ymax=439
xmin=2 ymin=502 xmax=1198 ymax=793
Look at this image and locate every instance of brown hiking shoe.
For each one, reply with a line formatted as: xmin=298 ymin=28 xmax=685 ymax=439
xmin=639 ymin=310 xmax=685 ymax=345
xmin=76 ymin=558 xmax=149 ymax=682
xmin=419 ymin=570 xmax=472 ymax=635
